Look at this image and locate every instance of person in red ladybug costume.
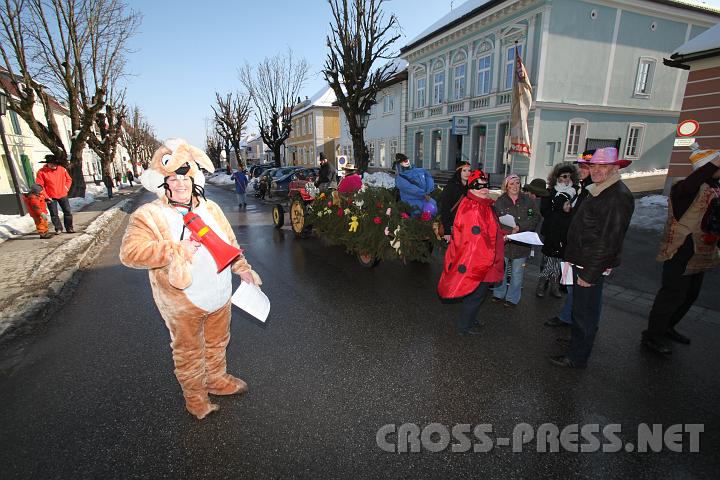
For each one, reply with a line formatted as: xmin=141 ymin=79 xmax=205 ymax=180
xmin=438 ymin=169 xmax=504 ymax=335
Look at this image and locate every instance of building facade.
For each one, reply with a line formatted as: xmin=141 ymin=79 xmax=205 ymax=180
xmin=400 ymin=0 xmax=720 ymax=181
xmin=286 ymin=87 xmax=340 ymax=167
xmin=664 ymin=22 xmax=720 ymax=186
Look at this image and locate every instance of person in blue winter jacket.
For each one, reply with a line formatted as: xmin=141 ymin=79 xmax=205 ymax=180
xmin=393 ymin=153 xmax=436 ymax=216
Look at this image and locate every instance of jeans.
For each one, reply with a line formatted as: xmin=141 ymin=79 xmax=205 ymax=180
xmin=558 ymin=285 xmax=574 ymax=324
xmin=236 ymin=192 xmax=247 ymax=205
xmin=567 ymin=267 xmax=604 ymax=365
xmin=106 ymin=185 xmax=113 ymax=198
xmin=47 ymin=196 xmax=73 ymax=232
xmin=456 ymin=283 xmax=490 ymax=332
xmin=645 ymin=238 xmax=703 ymax=341
xmin=492 ymin=256 xmax=527 ymax=304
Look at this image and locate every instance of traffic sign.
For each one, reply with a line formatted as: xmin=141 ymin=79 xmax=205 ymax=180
xmin=677 ymin=119 xmax=700 ymax=137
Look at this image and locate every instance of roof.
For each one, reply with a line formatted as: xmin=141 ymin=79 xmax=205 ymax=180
xmin=0 ymin=68 xmax=69 ymax=115
xmin=292 ymin=86 xmax=337 ymax=116
xmin=666 ymin=21 xmax=720 ymax=67
xmin=401 ymin=0 xmax=720 ymax=54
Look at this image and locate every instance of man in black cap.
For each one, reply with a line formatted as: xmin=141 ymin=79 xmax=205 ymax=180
xmin=35 ymin=154 xmax=74 ymax=234
xmin=315 ymin=152 xmax=336 ymax=190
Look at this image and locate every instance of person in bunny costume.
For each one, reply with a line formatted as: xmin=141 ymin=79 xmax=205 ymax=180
xmin=120 ymin=138 xmax=262 ymax=419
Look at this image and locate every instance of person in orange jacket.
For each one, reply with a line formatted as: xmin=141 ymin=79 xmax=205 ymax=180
xmin=23 ymin=184 xmax=53 ymax=239
xmin=35 ymin=154 xmax=74 ymax=233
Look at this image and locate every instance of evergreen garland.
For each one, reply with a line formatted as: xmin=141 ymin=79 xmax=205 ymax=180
xmin=307 ymin=186 xmax=443 ymax=263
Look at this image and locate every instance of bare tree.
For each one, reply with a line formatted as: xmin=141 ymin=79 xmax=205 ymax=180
xmin=323 ymin=0 xmax=400 ymax=172
xmin=205 ymin=129 xmax=224 ymax=168
xmin=0 ymin=0 xmax=141 ymax=197
xmin=120 ymin=105 xmax=158 ymax=174
xmin=87 ymin=85 xmax=127 ymax=178
xmin=239 ymin=49 xmax=308 ymax=167
xmin=212 ymin=91 xmax=251 ymax=170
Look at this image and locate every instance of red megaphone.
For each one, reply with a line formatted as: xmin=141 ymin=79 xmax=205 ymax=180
xmin=183 ymin=211 xmax=242 ymax=272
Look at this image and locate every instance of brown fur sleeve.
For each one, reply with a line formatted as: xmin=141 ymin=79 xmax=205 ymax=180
xmin=119 ymin=203 xmax=194 ymax=289
xmin=206 ymin=200 xmax=263 ymax=285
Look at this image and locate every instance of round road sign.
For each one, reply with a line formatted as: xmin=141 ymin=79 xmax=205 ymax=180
xmin=677 ymin=119 xmax=700 ymax=137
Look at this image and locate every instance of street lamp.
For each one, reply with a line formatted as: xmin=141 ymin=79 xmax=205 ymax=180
xmin=0 ymin=91 xmax=26 ymax=215
xmin=355 ymin=110 xmax=370 ymax=129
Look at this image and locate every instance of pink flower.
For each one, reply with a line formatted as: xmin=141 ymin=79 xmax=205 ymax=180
xmin=327 ymin=201 xmax=332 ymax=207
xmin=385 ymin=207 xmax=392 ymax=216
xmin=421 ymin=211 xmax=432 ymax=221
xmin=401 ymin=212 xmax=410 ymax=219
xmin=337 ymin=208 xmax=344 ymax=217
xmin=384 ymin=226 xmax=390 ymax=236
xmin=373 ymin=216 xmax=382 ymax=224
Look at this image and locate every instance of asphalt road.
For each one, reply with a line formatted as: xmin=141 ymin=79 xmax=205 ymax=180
xmin=1 ymin=184 xmax=719 ymax=479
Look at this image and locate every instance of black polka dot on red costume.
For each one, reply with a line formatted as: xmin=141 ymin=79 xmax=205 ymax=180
xmin=458 ymin=264 xmax=467 ymax=273
xmin=471 ymin=226 xmax=481 ymax=234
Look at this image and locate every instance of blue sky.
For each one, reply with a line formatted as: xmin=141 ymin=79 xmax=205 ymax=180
xmin=123 ymin=0 xmax=452 ymax=148
xmin=123 ymin=0 xmax=720 ymax=149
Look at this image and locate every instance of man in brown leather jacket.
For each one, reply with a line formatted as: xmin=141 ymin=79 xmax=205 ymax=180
xmin=642 ymin=144 xmax=720 ymax=355
xmin=549 ymin=147 xmax=634 ymax=369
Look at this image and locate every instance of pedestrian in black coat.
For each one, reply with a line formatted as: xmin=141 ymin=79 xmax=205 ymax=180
xmin=439 ymin=161 xmax=471 ymax=242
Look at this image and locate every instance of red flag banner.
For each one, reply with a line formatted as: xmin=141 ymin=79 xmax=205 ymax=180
xmin=508 ymin=47 xmax=533 ymax=157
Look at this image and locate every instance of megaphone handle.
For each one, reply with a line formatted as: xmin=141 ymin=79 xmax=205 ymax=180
xmin=190 ymin=232 xmax=201 ymax=243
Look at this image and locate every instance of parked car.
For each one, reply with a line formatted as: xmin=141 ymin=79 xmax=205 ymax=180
xmin=250 ymin=164 xmax=274 ymax=178
xmin=256 ymin=167 xmax=301 ymax=199
xmin=269 ymin=167 xmax=320 ymax=198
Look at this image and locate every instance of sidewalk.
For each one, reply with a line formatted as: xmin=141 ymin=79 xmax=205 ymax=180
xmin=0 ymin=185 xmax=143 ymax=339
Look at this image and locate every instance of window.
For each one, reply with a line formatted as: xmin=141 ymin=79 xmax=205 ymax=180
xmin=625 ymin=124 xmax=645 ymax=158
xmin=635 ymin=58 xmax=656 ymax=96
xmin=565 ymin=120 xmax=587 ymax=157
xmin=367 ymin=142 xmax=375 ymax=165
xmin=505 ymin=44 xmax=523 ymax=90
xmin=433 ymin=71 xmax=445 ymax=105
xmin=379 ymin=140 xmax=386 ymax=166
xmin=476 ymin=55 xmax=492 ymax=96
xmin=416 ymin=77 xmax=426 ymax=108
xmin=9 ymin=110 xmax=22 ymax=135
xmin=383 ymin=94 xmax=395 ymax=114
xmin=453 ymin=64 xmax=466 ymax=101
xmin=390 ymin=138 xmax=398 ymax=160
xmin=301 ymin=117 xmax=306 ymax=136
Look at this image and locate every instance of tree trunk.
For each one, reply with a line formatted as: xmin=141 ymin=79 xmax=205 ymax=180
xmin=68 ymin=143 xmax=87 ymax=198
xmin=351 ymin=130 xmax=369 ymax=173
xmin=273 ymin=145 xmax=282 ymax=167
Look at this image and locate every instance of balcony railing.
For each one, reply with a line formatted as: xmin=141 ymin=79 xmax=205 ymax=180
xmin=470 ymin=96 xmax=491 ymax=109
xmin=429 ymin=106 xmax=443 ymax=116
xmin=412 ymin=110 xmax=425 ymax=120
xmin=448 ymin=101 xmax=465 ymax=113
xmin=497 ymin=92 xmax=512 ymax=105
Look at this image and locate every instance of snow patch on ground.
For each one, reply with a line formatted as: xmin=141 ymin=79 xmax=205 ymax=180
xmin=206 ymin=172 xmax=235 ymax=186
xmin=621 ymin=168 xmax=668 ymax=179
xmin=630 ymin=195 xmax=668 ymax=232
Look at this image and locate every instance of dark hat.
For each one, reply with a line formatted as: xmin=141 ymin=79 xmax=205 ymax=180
xmin=319 ymin=152 xmax=327 ymax=161
xmin=393 ymin=153 xmax=409 ymax=164
xmin=40 ymin=154 xmax=61 ymax=164
xmin=523 ymin=178 xmax=550 ymax=197
xmin=30 ymin=183 xmax=44 ymax=194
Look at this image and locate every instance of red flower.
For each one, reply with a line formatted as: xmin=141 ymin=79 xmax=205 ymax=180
xmin=327 ymin=201 xmax=332 ymax=207
xmin=373 ymin=216 xmax=382 ymax=224
xmin=401 ymin=212 xmax=410 ymax=219
xmin=421 ymin=211 xmax=432 ymax=221
xmin=337 ymin=208 xmax=344 ymax=217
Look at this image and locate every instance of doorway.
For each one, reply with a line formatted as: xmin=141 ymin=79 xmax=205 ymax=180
xmin=414 ymin=132 xmax=424 ymax=167
xmin=496 ymin=122 xmax=509 ymax=174
xmin=470 ymin=125 xmax=486 ymax=169
xmin=431 ymin=130 xmax=442 ymax=170
xmin=448 ymin=134 xmax=464 ymax=170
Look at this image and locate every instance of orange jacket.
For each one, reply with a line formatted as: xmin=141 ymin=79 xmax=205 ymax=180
xmin=23 ymin=192 xmax=49 ymax=218
xmin=36 ymin=165 xmax=72 ymax=199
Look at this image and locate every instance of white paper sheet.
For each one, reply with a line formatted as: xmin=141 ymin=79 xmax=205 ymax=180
xmin=231 ymin=282 xmax=270 ymax=322
xmin=498 ymin=214 xmax=517 ymax=228
xmin=560 ymin=261 xmax=573 ymax=285
xmin=506 ymin=231 xmax=544 ymax=245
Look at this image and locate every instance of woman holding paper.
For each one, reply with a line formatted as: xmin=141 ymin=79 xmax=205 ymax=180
xmin=120 ymin=138 xmax=261 ymax=420
xmin=438 ymin=170 xmax=504 ymax=335
xmin=491 ymin=174 xmax=539 ymax=306
xmin=536 ymin=163 xmax=579 ymax=298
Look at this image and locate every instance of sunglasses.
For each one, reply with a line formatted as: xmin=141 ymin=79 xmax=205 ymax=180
xmin=558 ymin=173 xmax=572 ymax=179
xmin=470 ymin=182 xmax=489 ymax=190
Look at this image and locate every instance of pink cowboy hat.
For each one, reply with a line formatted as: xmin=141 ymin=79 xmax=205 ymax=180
xmin=576 ymin=147 xmax=631 ymax=168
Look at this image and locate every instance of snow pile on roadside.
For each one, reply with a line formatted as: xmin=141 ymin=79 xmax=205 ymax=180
xmin=363 ymin=171 xmax=395 ymax=189
xmin=630 ymin=195 xmax=668 ymax=232
xmin=206 ymin=172 xmax=234 ymax=186
xmin=621 ymin=168 xmax=667 ymax=179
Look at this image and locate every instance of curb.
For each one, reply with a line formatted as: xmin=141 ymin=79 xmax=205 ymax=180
xmin=0 ymin=196 xmax=138 ymax=343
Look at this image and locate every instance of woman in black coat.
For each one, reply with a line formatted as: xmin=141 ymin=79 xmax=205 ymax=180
xmin=537 ymin=163 xmax=579 ymax=298
xmin=439 ymin=161 xmax=471 ymax=242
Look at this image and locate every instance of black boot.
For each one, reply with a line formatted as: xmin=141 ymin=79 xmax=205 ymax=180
xmin=535 ymin=279 xmax=548 ymax=298
xmin=549 ymin=278 xmax=562 ymax=298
